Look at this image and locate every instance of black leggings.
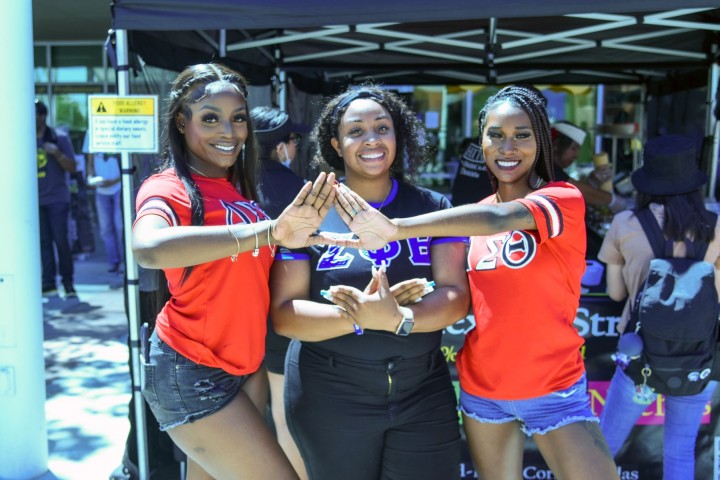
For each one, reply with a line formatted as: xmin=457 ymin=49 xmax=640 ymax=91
xmin=285 ymin=341 xmax=461 ymax=480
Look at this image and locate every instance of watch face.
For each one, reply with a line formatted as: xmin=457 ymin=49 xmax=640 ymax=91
xmin=397 ymin=318 xmax=414 ymax=336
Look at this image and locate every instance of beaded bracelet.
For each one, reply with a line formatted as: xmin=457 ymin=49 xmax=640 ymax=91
xmin=226 ymin=225 xmax=241 ymax=262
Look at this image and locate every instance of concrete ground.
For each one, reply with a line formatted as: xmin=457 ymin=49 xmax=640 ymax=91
xmin=42 ymin=251 xmax=131 ymax=479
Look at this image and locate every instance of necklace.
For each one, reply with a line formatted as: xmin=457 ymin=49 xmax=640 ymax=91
xmin=373 ymin=179 xmax=394 ymax=212
xmin=187 ymin=163 xmax=209 ymax=177
xmin=188 ymin=163 xmax=226 ymax=178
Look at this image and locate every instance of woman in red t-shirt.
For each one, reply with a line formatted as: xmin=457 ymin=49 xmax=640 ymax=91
xmin=132 ymin=63 xmax=336 ymax=479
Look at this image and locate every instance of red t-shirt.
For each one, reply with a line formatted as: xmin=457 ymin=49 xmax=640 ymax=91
xmin=134 ymin=170 xmax=273 ymax=375
xmin=458 ymin=182 xmax=587 ymax=400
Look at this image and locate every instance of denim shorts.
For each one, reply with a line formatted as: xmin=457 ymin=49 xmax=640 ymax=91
xmin=142 ymin=330 xmax=249 ymax=431
xmin=459 ymin=373 xmax=598 ymax=436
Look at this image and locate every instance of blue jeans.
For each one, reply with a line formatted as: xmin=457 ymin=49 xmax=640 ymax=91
xmin=459 ymin=373 xmax=598 ymax=436
xmin=95 ymin=191 xmax=123 ymax=266
xmin=600 ymin=367 xmax=717 ymax=480
xmin=39 ymin=201 xmax=74 ymax=288
xmin=142 ymin=330 xmax=249 ymax=431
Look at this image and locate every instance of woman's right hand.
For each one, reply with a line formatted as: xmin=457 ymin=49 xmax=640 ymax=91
xmin=323 ymin=264 xmax=403 ymax=332
xmin=362 ymin=266 xmax=432 ymax=306
xmin=390 ymin=278 xmax=434 ymax=306
xmin=273 ymin=172 xmax=338 ymax=248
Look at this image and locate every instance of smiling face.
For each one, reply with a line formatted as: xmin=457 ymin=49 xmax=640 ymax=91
xmin=331 ymin=98 xmax=397 ymax=183
xmin=481 ymin=101 xmax=538 ymax=193
xmin=179 ymin=85 xmax=249 ymax=177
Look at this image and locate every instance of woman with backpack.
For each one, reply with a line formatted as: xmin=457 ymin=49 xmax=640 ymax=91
xmin=598 ymin=134 xmax=720 ymax=479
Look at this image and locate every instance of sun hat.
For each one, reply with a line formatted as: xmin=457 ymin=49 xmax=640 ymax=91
xmin=631 ymin=134 xmax=708 ymax=195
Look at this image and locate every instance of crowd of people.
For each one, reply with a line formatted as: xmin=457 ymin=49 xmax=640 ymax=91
xmin=38 ymin=61 xmax=717 ymax=479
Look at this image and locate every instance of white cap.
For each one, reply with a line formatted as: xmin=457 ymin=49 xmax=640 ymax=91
xmin=552 ymin=122 xmax=586 ymax=146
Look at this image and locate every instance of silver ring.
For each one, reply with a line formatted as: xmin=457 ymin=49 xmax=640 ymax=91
xmin=349 ymin=208 xmax=358 ymax=217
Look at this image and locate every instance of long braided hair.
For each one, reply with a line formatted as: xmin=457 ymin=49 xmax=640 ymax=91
xmin=478 ymin=85 xmax=554 ymax=192
xmin=159 ymin=63 xmax=259 ymax=284
xmin=310 ymin=84 xmax=429 ymax=182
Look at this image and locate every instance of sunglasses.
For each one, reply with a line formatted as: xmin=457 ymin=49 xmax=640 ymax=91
xmin=288 ymin=134 xmax=302 ymax=146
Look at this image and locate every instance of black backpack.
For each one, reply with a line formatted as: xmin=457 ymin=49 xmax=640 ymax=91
xmin=623 ymin=208 xmax=719 ymax=396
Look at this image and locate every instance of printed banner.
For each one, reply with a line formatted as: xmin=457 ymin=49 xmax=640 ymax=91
xmin=443 ymin=295 xmax=718 ymax=479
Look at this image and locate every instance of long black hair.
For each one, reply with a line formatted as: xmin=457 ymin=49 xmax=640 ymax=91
xmin=161 ymin=63 xmax=260 ymax=218
xmin=310 ymin=84 xmax=429 ymax=182
xmin=477 ymin=85 xmax=554 ymax=192
xmin=159 ymin=63 xmax=259 ymax=284
xmin=636 ymin=190 xmax=716 ymax=244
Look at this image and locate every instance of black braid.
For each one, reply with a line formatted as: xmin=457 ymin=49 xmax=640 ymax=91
xmin=477 ymin=85 xmax=554 ymax=192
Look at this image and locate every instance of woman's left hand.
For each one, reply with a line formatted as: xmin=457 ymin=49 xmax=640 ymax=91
xmin=324 ymin=265 xmax=403 ymax=332
xmin=273 ymin=172 xmax=339 ymax=248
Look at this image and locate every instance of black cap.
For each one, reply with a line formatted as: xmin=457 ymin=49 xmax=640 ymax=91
xmin=631 ymin=135 xmax=708 ymax=196
xmin=250 ymin=106 xmax=309 ymax=147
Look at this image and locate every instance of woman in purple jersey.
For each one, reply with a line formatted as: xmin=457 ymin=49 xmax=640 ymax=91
xmin=270 ymin=85 xmax=470 ymax=480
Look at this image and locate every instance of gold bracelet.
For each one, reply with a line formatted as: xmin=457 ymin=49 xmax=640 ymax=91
xmin=226 ymin=225 xmax=241 ymax=262
xmin=248 ymin=222 xmax=259 ymax=257
xmin=266 ymin=220 xmax=277 ymax=257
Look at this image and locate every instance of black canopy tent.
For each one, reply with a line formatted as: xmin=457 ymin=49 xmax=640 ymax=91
xmin=112 ymin=1 xmax=720 ymax=90
xmin=110 ymin=2 xmax=720 ymax=478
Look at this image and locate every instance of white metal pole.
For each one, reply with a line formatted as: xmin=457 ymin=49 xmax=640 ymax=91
xmin=0 ymin=1 xmax=49 ymax=477
xmin=595 ymin=84 xmax=605 ymax=154
xmin=275 ymin=48 xmax=287 ymax=110
xmin=115 ymin=29 xmax=150 ymax=480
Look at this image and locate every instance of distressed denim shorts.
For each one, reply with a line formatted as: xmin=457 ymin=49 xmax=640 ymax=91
xmin=142 ymin=329 xmax=248 ymax=431
xmin=459 ymin=373 xmax=598 ymax=436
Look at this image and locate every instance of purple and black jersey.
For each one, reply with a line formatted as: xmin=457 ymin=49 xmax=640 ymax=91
xmin=277 ymin=178 xmax=467 ymax=360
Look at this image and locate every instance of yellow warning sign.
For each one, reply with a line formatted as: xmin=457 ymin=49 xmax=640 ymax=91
xmin=87 ymin=95 xmax=159 ymax=153
xmin=90 ymin=97 xmax=155 ymax=115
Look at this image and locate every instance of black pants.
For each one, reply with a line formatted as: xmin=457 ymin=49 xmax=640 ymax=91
xmin=285 ymin=341 xmax=461 ymax=480
xmin=39 ymin=202 xmax=74 ymax=289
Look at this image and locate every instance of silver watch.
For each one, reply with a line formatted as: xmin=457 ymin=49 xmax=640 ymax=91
xmin=395 ymin=307 xmax=415 ymax=336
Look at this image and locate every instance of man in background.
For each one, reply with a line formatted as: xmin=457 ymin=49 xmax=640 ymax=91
xmin=36 ymin=100 xmax=77 ymax=298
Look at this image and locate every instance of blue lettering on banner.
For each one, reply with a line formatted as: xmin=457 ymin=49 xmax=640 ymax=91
xmin=573 ymin=308 xmax=621 ymax=338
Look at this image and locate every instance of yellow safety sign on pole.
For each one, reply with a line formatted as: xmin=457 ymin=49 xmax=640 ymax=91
xmin=87 ymin=95 xmax=159 ymax=153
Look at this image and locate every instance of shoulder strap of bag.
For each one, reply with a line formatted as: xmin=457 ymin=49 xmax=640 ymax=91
xmin=635 ymin=208 xmax=715 ymax=260
xmin=635 ymin=208 xmax=667 ymax=258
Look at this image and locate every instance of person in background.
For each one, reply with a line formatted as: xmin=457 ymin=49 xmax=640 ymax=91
xmin=132 ymin=62 xmax=338 ymax=479
xmin=551 ymin=120 xmax=631 ymax=213
xmin=332 ymin=85 xmax=620 ymax=480
xmin=271 ymin=86 xmax=470 ymax=480
xmin=68 ymin=144 xmax=95 ymax=259
xmin=35 ymin=99 xmax=78 ymax=298
xmin=250 ymin=105 xmax=309 ymax=479
xmin=450 ymin=137 xmax=494 ymax=206
xmin=598 ymin=134 xmax=720 ymax=480
xmin=84 ymin=137 xmax=124 ymax=273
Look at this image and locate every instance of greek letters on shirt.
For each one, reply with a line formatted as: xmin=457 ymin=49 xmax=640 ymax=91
xmin=472 ymin=230 xmax=537 ymax=271
xmin=317 ymin=237 xmax=432 ymax=271
xmin=220 ymin=199 xmax=270 ymax=225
